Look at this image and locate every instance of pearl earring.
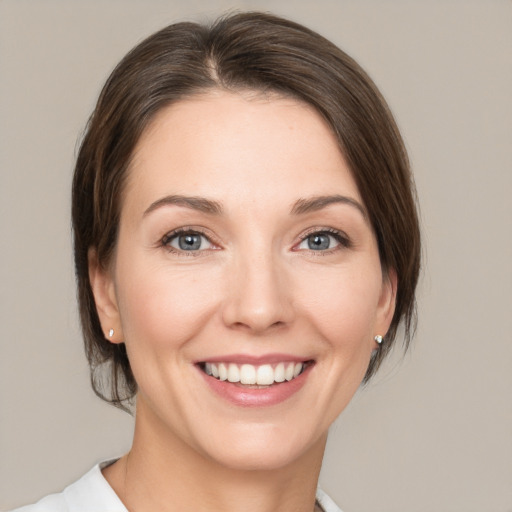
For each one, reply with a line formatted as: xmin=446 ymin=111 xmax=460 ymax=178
xmin=374 ymin=335 xmax=383 ymax=344
xmin=108 ymin=329 xmax=114 ymax=338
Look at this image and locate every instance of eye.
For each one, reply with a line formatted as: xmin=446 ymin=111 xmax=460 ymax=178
xmin=163 ymin=230 xmax=216 ymax=252
xmin=296 ymin=230 xmax=348 ymax=251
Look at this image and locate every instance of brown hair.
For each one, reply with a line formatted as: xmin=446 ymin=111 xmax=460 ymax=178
xmin=72 ymin=11 xmax=421 ymax=409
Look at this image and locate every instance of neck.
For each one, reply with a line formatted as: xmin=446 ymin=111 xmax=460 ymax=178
xmin=104 ymin=398 xmax=327 ymax=512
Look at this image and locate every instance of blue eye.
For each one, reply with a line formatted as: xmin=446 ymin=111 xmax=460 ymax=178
xmin=164 ymin=231 xmax=214 ymax=252
xmin=297 ymin=231 xmax=347 ymax=251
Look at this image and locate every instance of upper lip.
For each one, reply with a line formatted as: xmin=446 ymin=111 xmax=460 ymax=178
xmin=195 ymin=353 xmax=312 ymax=365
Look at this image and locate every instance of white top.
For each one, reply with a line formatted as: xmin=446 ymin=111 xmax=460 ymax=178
xmin=9 ymin=461 xmax=343 ymax=512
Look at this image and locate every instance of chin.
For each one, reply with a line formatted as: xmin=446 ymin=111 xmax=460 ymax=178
xmin=197 ymin=422 xmax=326 ymax=472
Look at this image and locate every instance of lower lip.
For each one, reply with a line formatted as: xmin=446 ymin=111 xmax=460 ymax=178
xmin=198 ymin=365 xmax=312 ymax=407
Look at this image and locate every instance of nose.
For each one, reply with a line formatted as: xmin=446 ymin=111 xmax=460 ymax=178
xmin=221 ymin=249 xmax=294 ymax=334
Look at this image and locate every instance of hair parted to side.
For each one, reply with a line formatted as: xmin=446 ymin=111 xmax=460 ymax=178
xmin=72 ymin=11 xmax=421 ymax=410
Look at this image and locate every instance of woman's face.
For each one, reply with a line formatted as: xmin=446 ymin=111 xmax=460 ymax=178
xmin=92 ymin=91 xmax=396 ymax=471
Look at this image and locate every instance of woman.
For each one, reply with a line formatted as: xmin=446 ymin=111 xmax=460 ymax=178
xmin=14 ymin=11 xmax=420 ymax=512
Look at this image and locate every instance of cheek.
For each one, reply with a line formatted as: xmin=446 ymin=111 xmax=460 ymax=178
xmin=299 ymin=267 xmax=382 ymax=337
xmin=114 ymin=257 xmax=223 ymax=354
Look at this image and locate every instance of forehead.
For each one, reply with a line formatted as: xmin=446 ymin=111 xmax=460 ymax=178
xmin=123 ymin=90 xmax=361 ymax=216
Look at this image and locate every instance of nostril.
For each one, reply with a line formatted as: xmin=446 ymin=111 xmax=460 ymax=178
xmin=221 ymin=267 xmax=294 ymax=332
xmin=229 ymin=319 xmax=287 ymax=333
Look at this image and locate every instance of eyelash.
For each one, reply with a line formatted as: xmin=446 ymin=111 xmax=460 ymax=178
xmin=295 ymin=228 xmax=351 ymax=254
xmin=160 ymin=227 xmax=218 ymax=257
xmin=159 ymin=227 xmax=351 ymax=256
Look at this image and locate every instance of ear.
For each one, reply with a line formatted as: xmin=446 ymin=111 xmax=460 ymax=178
xmin=375 ymin=268 xmax=398 ymax=339
xmin=88 ymin=248 xmax=123 ymax=344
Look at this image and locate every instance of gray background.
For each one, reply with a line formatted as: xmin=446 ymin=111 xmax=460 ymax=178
xmin=1 ymin=1 xmax=511 ymax=511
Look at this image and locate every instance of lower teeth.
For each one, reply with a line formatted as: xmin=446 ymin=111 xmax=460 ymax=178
xmin=236 ymin=383 xmax=273 ymax=389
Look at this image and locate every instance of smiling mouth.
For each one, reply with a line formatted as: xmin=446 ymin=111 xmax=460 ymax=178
xmin=198 ymin=361 xmax=313 ymax=387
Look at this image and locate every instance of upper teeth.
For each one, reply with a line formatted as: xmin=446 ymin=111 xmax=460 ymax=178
xmin=204 ymin=362 xmax=304 ymax=385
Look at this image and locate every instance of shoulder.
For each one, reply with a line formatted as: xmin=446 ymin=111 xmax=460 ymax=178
xmin=7 ymin=461 xmax=126 ymax=512
xmin=8 ymin=492 xmax=68 ymax=512
xmin=316 ymin=488 xmax=344 ymax=512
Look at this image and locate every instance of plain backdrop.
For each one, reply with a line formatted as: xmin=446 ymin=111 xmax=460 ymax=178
xmin=1 ymin=1 xmax=511 ymax=511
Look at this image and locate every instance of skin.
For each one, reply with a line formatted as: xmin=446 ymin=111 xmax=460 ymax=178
xmin=89 ymin=90 xmax=396 ymax=512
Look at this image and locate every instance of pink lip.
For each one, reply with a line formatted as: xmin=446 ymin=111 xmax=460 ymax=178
xmin=195 ymin=353 xmax=309 ymax=365
xmin=196 ymin=361 xmax=313 ymax=408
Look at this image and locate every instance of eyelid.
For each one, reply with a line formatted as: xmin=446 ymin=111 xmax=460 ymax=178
xmin=158 ymin=225 xmax=351 ymax=255
xmin=160 ymin=226 xmax=221 ymax=254
xmin=293 ymin=227 xmax=351 ymax=251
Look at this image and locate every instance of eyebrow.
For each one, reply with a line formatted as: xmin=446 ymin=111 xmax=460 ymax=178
xmin=143 ymin=193 xmax=367 ymax=220
xmin=143 ymin=195 xmax=223 ymax=217
xmin=291 ymin=195 xmax=367 ymax=219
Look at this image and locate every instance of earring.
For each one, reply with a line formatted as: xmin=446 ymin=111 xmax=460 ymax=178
xmin=108 ymin=328 xmax=114 ymax=338
xmin=374 ymin=335 xmax=383 ymax=344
